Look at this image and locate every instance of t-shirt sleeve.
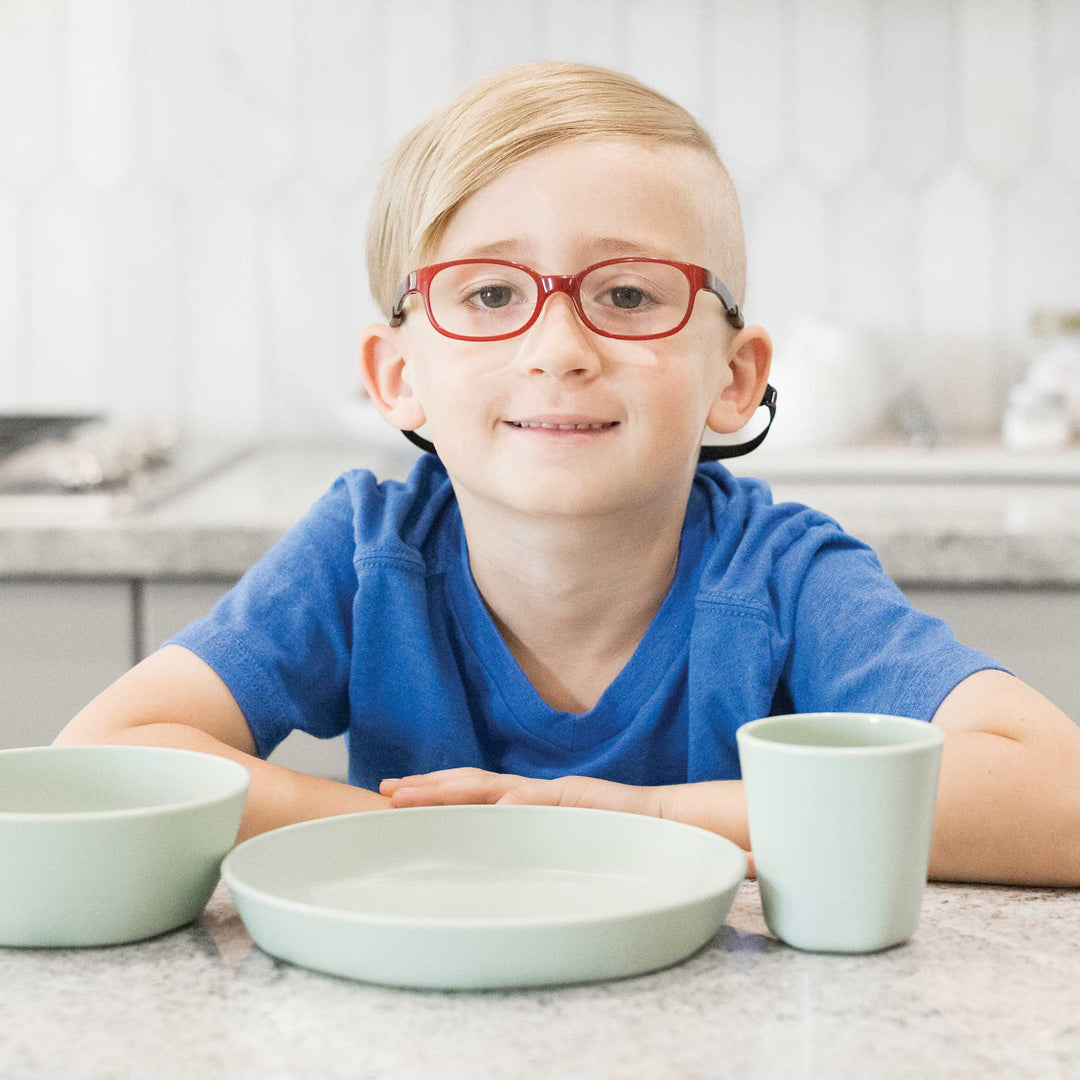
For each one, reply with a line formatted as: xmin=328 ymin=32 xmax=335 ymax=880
xmin=778 ymin=524 xmax=1013 ymax=721
xmin=163 ymin=474 xmax=359 ymax=759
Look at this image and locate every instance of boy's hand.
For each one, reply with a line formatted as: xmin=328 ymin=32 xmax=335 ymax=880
xmin=379 ymin=767 xmax=658 ymax=817
xmin=378 ymin=768 xmax=756 ymax=878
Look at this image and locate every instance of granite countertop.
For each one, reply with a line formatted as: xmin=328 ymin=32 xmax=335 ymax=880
xmin=2 ymin=877 xmax=1077 ymax=1079
xmin=1 ymin=440 xmax=1080 ymax=584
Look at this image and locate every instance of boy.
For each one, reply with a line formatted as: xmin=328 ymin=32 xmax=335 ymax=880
xmin=56 ymin=62 xmax=1080 ymax=886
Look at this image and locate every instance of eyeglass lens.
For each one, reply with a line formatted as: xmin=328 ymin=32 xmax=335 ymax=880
xmin=427 ymin=262 xmax=691 ymax=339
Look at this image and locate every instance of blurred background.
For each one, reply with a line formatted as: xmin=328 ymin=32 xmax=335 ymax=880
xmin=1 ymin=0 xmax=1078 ymax=451
xmin=2 ymin=0 xmax=1079 ymax=762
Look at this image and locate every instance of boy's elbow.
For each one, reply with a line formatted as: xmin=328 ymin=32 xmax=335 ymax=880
xmin=49 ymin=646 xmax=258 ymax=758
xmin=53 ymin=702 xmax=139 ymax=746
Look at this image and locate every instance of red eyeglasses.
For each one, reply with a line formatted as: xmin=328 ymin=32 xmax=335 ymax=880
xmin=389 ymin=257 xmax=745 ymax=341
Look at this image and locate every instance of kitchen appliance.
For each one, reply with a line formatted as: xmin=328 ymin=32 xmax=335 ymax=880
xmin=0 ymin=413 xmax=252 ymax=515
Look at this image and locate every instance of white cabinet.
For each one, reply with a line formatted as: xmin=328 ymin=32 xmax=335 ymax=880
xmin=0 ymin=578 xmax=348 ymax=780
xmin=0 ymin=581 xmax=134 ymax=748
xmin=901 ymin=587 xmax=1080 ymax=723
xmin=138 ymin=579 xmax=235 ymax=658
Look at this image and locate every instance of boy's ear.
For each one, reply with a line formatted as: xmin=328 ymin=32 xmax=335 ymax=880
xmin=358 ymin=323 xmax=427 ymax=432
xmin=704 ymin=326 xmax=773 ymax=436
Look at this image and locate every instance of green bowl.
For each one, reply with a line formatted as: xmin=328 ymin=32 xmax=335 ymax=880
xmin=0 ymin=745 xmax=250 ymax=947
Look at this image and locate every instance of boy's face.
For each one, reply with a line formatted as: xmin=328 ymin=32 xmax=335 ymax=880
xmin=362 ymin=138 xmax=770 ymax=520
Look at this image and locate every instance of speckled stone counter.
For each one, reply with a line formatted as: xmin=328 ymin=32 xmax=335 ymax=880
xmin=2 ymin=441 xmax=1080 ymax=584
xmin=1 ymin=877 xmax=1077 ymax=1079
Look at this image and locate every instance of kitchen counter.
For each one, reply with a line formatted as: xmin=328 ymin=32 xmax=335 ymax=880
xmin=2 ymin=876 xmax=1077 ymax=1079
xmin=1 ymin=440 xmax=1080 ymax=584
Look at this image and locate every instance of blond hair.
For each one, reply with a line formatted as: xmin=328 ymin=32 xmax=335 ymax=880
xmin=365 ymin=61 xmax=745 ymax=320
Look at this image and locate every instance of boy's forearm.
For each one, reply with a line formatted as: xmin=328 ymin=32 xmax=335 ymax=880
xmin=83 ymin=722 xmax=391 ymax=843
xmin=653 ymin=779 xmax=751 ymax=850
xmin=926 ymin=730 xmax=1080 ymax=886
xmin=652 ymin=732 xmax=1080 ymax=887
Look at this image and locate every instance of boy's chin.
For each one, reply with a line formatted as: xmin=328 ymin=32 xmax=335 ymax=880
xmin=491 ymin=474 xmax=638 ymax=520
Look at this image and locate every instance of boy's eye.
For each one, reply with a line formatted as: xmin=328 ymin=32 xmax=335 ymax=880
xmin=608 ymin=286 xmax=647 ymax=309
xmin=464 ymin=284 xmax=515 ymax=309
xmin=591 ymin=280 xmax=661 ymax=312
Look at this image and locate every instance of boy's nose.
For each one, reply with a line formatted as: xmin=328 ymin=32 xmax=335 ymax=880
xmin=512 ymin=291 xmax=602 ymax=377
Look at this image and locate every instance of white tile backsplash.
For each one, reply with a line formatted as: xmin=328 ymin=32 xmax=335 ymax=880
xmin=959 ymin=0 xmax=1037 ymax=184
xmin=792 ymin=0 xmax=873 ymax=188
xmin=876 ymin=1 xmax=954 ymax=186
xmin=459 ymin=0 xmax=549 ymax=85
xmin=743 ymin=174 xmax=830 ymax=332
xmin=1047 ymin=70 xmax=1080 ymax=183
xmin=28 ymin=176 xmax=105 ymax=409
xmin=218 ymin=0 xmax=300 ymax=197
xmin=302 ymin=0 xmax=381 ymax=194
xmin=624 ymin=0 xmax=708 ymax=130
xmin=0 ymin=188 xmax=19 ymax=403
xmin=1004 ymin=167 xmax=1080 ymax=340
xmin=1047 ymin=0 xmax=1080 ymax=83
xmin=0 ymin=0 xmax=58 ymax=190
xmin=101 ymin=178 xmax=183 ymax=421
xmin=709 ymin=0 xmax=789 ymax=187
xmin=544 ymin=0 xmax=623 ymax=71
xmin=917 ymin=166 xmax=997 ymax=334
xmin=380 ymin=1 xmax=462 ymax=145
xmin=837 ymin=171 xmax=915 ymax=332
xmin=343 ymin=183 xmax=382 ymax=359
xmin=265 ymin=177 xmax=349 ymax=437
xmin=2 ymin=0 xmax=1077 ymax=442
xmin=141 ymin=0 xmax=222 ymax=193
xmin=66 ymin=0 xmax=135 ymax=190
xmin=187 ymin=181 xmax=264 ymax=439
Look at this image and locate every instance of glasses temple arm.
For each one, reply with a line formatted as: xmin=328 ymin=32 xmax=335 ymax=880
xmin=703 ymin=270 xmax=744 ymax=329
xmin=388 ymin=272 xmax=417 ymax=327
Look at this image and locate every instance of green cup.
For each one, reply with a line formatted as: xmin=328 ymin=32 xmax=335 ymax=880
xmin=736 ymin=712 xmax=945 ymax=953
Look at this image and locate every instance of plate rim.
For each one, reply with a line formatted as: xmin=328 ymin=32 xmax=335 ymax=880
xmin=222 ymin=803 xmax=748 ymax=931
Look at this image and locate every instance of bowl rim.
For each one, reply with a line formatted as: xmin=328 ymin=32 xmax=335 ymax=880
xmin=0 ymin=744 xmax=251 ymax=822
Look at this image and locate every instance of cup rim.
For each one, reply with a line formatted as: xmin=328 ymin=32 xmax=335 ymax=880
xmin=0 ymin=744 xmax=251 ymax=822
xmin=735 ymin=712 xmax=944 ymax=754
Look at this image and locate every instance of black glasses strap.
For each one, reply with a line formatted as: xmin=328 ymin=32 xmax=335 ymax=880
xmin=698 ymin=383 xmax=777 ymax=461
xmin=401 ymin=428 xmax=438 ymax=455
xmin=398 ymin=383 xmax=778 ymax=463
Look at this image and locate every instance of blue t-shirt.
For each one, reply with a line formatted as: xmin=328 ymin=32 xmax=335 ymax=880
xmin=166 ymin=453 xmax=1008 ymax=791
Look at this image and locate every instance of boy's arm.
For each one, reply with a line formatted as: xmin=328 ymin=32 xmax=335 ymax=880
xmin=383 ymin=671 xmax=1080 ymax=887
xmin=920 ymin=668 xmax=1080 ymax=885
xmin=53 ymin=644 xmax=390 ymax=842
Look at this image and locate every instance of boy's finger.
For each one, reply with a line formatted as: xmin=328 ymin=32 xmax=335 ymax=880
xmin=495 ymin=781 xmax=561 ymax=806
xmin=389 ymin=774 xmax=518 ymax=805
xmin=381 ymin=769 xmax=522 ymax=795
xmin=391 ymin=787 xmax=489 ymax=806
xmin=381 ymin=767 xmax=500 ymax=791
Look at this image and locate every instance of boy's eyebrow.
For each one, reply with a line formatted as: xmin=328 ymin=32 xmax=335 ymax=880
xmin=450 ymin=235 xmax=682 ymax=263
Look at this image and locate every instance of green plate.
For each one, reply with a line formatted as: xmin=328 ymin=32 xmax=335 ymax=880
xmin=222 ymin=804 xmax=746 ymax=990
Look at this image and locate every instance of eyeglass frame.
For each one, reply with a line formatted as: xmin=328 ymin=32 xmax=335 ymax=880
xmin=383 ymin=255 xmax=777 ymax=462
xmin=388 ymin=256 xmax=746 ymax=340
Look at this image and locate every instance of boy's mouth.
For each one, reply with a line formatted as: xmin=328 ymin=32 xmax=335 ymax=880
xmin=505 ymin=420 xmax=619 ymax=431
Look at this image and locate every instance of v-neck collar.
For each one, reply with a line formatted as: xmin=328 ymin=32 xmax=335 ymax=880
xmin=443 ymin=486 xmax=709 ymax=752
